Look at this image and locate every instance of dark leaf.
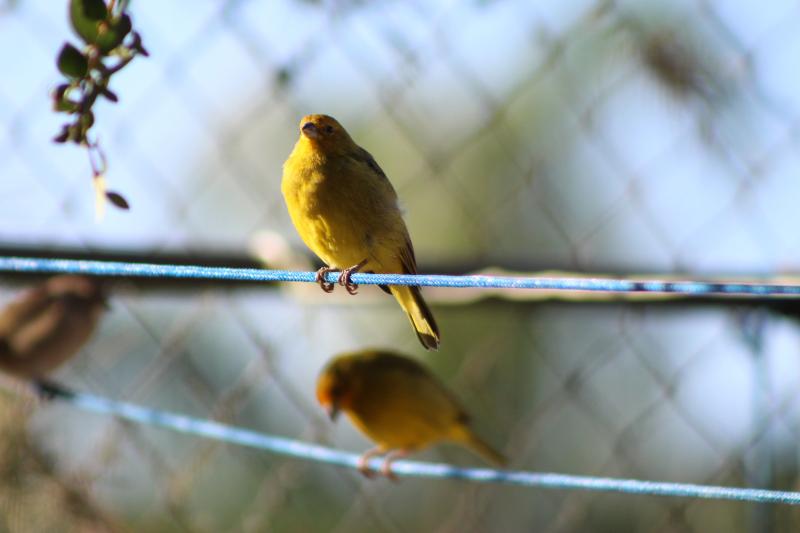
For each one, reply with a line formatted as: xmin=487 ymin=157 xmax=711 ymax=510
xmin=53 ymin=126 xmax=70 ymax=143
xmin=54 ymin=98 xmax=80 ymax=113
xmin=95 ymin=13 xmax=131 ymax=53
xmin=53 ymin=83 xmax=70 ymax=98
xmin=131 ymin=31 xmax=149 ymax=57
xmin=115 ymin=14 xmax=132 ymax=39
xmin=81 ymin=0 xmax=107 ymax=20
xmin=52 ymin=84 xmax=80 ymax=112
xmin=99 ymin=86 xmax=118 ymax=102
xmin=105 ymin=191 xmax=130 ymax=209
xmin=69 ymin=0 xmax=106 ymax=44
xmin=57 ymin=43 xmax=88 ymax=78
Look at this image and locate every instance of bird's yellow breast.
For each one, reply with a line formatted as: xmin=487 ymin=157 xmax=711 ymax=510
xmin=282 ymin=163 xmax=367 ymax=268
xmin=281 ymin=138 xmax=407 ymax=271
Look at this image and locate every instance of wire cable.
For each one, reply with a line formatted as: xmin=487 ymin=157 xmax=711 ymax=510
xmin=34 ymin=382 xmax=800 ymax=505
xmin=2 ymin=256 xmax=800 ymax=296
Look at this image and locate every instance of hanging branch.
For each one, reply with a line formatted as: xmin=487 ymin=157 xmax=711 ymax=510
xmin=52 ymin=0 xmax=148 ymax=216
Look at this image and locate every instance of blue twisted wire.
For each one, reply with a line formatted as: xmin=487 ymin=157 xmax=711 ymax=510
xmin=38 ymin=386 xmax=800 ymax=505
xmin=1 ymin=257 xmax=799 ymax=296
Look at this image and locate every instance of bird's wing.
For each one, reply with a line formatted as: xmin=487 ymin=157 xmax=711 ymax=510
xmin=370 ymin=352 xmax=468 ymax=424
xmin=352 ymin=147 xmax=389 ymax=180
xmin=351 ymin=145 xmax=419 ymax=282
xmin=351 ymin=147 xmax=399 ymax=201
xmin=399 ymin=234 xmax=418 ymax=275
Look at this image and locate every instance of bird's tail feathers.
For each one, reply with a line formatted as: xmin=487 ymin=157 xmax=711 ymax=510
xmin=391 ymin=286 xmax=440 ymax=350
xmin=460 ymin=430 xmax=507 ymax=467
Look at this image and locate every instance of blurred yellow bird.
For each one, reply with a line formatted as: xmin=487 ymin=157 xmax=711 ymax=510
xmin=317 ymin=349 xmax=506 ymax=478
xmin=282 ymin=115 xmax=440 ymax=350
xmin=0 ymin=275 xmax=106 ymax=385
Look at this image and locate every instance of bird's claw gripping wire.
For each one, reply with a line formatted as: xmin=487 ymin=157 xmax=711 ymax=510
xmin=356 ymin=447 xmax=406 ymax=482
xmin=315 ymin=266 xmax=336 ymax=293
xmin=380 ymin=449 xmax=408 ymax=482
xmin=357 ymin=447 xmax=382 ymax=479
xmin=338 ymin=259 xmax=368 ymax=295
xmin=357 ymin=462 xmax=377 ymax=479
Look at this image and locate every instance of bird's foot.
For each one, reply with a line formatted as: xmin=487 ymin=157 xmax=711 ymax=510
xmin=382 ymin=465 xmax=399 ymax=482
xmin=357 ymin=458 xmax=377 ymax=479
xmin=380 ymin=449 xmax=409 ymax=483
xmin=356 ymin=446 xmax=383 ymax=479
xmin=315 ymin=266 xmax=336 ymax=293
xmin=338 ymin=259 xmax=368 ymax=295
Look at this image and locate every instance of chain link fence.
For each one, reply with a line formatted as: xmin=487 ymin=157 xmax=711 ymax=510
xmin=2 ymin=0 xmax=800 ymax=531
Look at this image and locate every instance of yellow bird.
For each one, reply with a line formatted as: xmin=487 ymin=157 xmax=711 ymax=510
xmin=316 ymin=349 xmax=506 ymax=478
xmin=282 ymin=115 xmax=440 ymax=350
xmin=0 ymin=275 xmax=106 ymax=385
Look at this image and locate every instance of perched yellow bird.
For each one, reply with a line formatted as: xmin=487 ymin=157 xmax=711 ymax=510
xmin=282 ymin=115 xmax=440 ymax=350
xmin=317 ymin=349 xmax=506 ymax=478
xmin=0 ymin=275 xmax=106 ymax=383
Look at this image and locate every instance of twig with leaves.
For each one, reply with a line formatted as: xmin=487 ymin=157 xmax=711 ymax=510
xmin=52 ymin=0 xmax=147 ymax=217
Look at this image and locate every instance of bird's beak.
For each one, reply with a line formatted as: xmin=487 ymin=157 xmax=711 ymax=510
xmin=302 ymin=122 xmax=320 ymax=139
xmin=326 ymin=403 xmax=340 ymax=421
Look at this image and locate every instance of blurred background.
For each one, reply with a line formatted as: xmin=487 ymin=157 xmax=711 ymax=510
xmin=2 ymin=0 xmax=800 ymax=531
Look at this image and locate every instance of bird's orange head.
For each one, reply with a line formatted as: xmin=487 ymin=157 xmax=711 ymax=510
xmin=297 ymin=114 xmax=355 ymax=154
xmin=316 ymin=353 xmax=364 ymax=421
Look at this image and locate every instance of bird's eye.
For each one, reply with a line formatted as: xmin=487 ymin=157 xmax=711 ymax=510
xmin=324 ymin=125 xmax=334 ymax=134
